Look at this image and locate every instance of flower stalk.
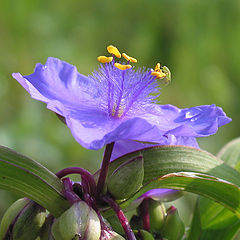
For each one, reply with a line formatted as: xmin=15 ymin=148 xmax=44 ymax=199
xmin=97 ymin=142 xmax=115 ymax=197
xmin=56 ymin=167 xmax=97 ymax=198
xmin=103 ymin=195 xmax=136 ymax=240
xmin=62 ymin=178 xmax=80 ymax=204
xmin=140 ymin=199 xmax=151 ymax=231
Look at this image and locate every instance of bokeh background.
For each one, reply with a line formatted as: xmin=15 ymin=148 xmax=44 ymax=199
xmin=0 ymin=0 xmax=239 ymax=223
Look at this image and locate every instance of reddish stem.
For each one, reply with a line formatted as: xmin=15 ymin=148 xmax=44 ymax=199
xmin=97 ymin=142 xmax=115 ymax=197
xmin=62 ymin=178 xmax=80 ymax=204
xmin=56 ymin=167 xmax=97 ymax=198
xmin=141 ymin=199 xmax=150 ymax=231
xmin=103 ymin=195 xmax=136 ymax=240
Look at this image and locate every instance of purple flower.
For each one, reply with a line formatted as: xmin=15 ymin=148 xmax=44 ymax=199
xmin=12 ymin=46 xmax=231 ymax=152
xmin=135 ymin=189 xmax=181 ymax=204
xmin=12 ymin=45 xmax=232 ymax=203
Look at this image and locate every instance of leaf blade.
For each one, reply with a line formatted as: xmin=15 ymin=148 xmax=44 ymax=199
xmin=0 ymin=146 xmax=70 ymax=217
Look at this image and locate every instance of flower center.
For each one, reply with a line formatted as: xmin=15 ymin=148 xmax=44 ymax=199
xmin=91 ymin=45 xmax=171 ymax=119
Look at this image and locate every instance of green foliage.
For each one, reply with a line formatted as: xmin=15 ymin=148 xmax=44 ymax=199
xmin=188 ymin=138 xmax=240 ymax=239
xmin=0 ymin=146 xmax=69 ymax=217
xmin=95 ymin=146 xmax=240 ymax=218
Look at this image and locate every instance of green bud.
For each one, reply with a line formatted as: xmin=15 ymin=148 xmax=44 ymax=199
xmin=105 ymin=230 xmax=126 ymax=240
xmin=107 ymin=156 xmax=144 ymax=200
xmin=148 ymin=199 xmax=166 ymax=233
xmin=52 ymin=201 xmax=101 ymax=240
xmin=136 ymin=230 xmax=155 ymax=240
xmin=37 ymin=215 xmax=55 ymax=240
xmin=161 ymin=206 xmax=185 ymax=240
xmin=0 ymin=198 xmax=30 ymax=239
xmin=12 ymin=201 xmax=46 ymax=240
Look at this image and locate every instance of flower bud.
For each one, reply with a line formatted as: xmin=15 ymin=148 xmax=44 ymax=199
xmin=107 ymin=156 xmax=144 ymax=200
xmin=11 ymin=201 xmax=46 ymax=240
xmin=51 ymin=201 xmax=101 ymax=240
xmin=0 ymin=198 xmax=30 ymax=239
xmin=103 ymin=229 xmax=126 ymax=239
xmin=161 ymin=206 xmax=185 ymax=240
xmin=37 ymin=215 xmax=55 ymax=240
xmin=148 ymin=199 xmax=166 ymax=233
xmin=136 ymin=230 xmax=155 ymax=240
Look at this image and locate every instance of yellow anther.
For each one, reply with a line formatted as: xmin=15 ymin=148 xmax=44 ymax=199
xmin=122 ymin=53 xmax=137 ymax=63
xmin=97 ymin=56 xmax=113 ymax=63
xmin=154 ymin=63 xmax=161 ymax=72
xmin=107 ymin=45 xmax=121 ymax=58
xmin=114 ymin=63 xmax=132 ymax=70
xmin=151 ymin=71 xmax=166 ymax=79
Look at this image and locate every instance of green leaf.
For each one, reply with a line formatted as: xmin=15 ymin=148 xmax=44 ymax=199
xmin=128 ymin=172 xmax=239 ymax=214
xmin=101 ymin=146 xmax=240 ymax=187
xmin=197 ymin=138 xmax=240 ymax=230
xmin=98 ymin=146 xmax=240 ymax=217
xmin=187 ymin=200 xmax=240 ymax=240
xmin=217 ymin=137 xmax=240 ymax=169
xmin=0 ymin=146 xmax=69 ymax=217
xmin=199 ymin=197 xmax=238 ymax=230
xmin=187 ymin=200 xmax=202 ymax=240
xmin=197 ymin=220 xmax=240 ymax=240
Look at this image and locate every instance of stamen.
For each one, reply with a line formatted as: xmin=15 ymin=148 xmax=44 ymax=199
xmin=114 ymin=62 xmax=132 ymax=70
xmin=97 ymin=56 xmax=113 ymax=63
xmin=107 ymin=45 xmax=121 ymax=58
xmin=154 ymin=63 xmax=161 ymax=72
xmin=112 ymin=103 xmax=124 ymax=118
xmin=151 ymin=71 xmax=166 ymax=79
xmin=122 ymin=53 xmax=137 ymax=63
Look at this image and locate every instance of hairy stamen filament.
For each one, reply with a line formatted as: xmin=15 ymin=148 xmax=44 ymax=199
xmin=113 ymin=68 xmax=126 ymax=118
xmin=124 ymin=71 xmax=156 ymax=113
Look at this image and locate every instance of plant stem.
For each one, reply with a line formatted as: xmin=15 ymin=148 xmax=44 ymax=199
xmin=96 ymin=142 xmax=115 ymax=197
xmin=103 ymin=195 xmax=136 ymax=240
xmin=62 ymin=178 xmax=80 ymax=204
xmin=141 ymin=199 xmax=150 ymax=231
xmin=56 ymin=167 xmax=97 ymax=198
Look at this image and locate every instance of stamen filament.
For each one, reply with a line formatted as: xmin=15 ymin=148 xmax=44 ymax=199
xmin=114 ymin=69 xmax=126 ymax=118
xmin=124 ymin=71 xmax=156 ymax=113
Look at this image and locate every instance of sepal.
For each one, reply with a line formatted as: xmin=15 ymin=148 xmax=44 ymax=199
xmin=12 ymin=200 xmax=46 ymax=240
xmin=135 ymin=230 xmax=155 ymax=240
xmin=0 ymin=198 xmax=30 ymax=239
xmin=148 ymin=199 xmax=166 ymax=233
xmin=107 ymin=156 xmax=144 ymax=200
xmin=161 ymin=206 xmax=185 ymax=240
xmin=51 ymin=201 xmax=101 ymax=240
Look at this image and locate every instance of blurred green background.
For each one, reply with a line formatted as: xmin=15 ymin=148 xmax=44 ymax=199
xmin=0 ymin=0 xmax=239 ymax=222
